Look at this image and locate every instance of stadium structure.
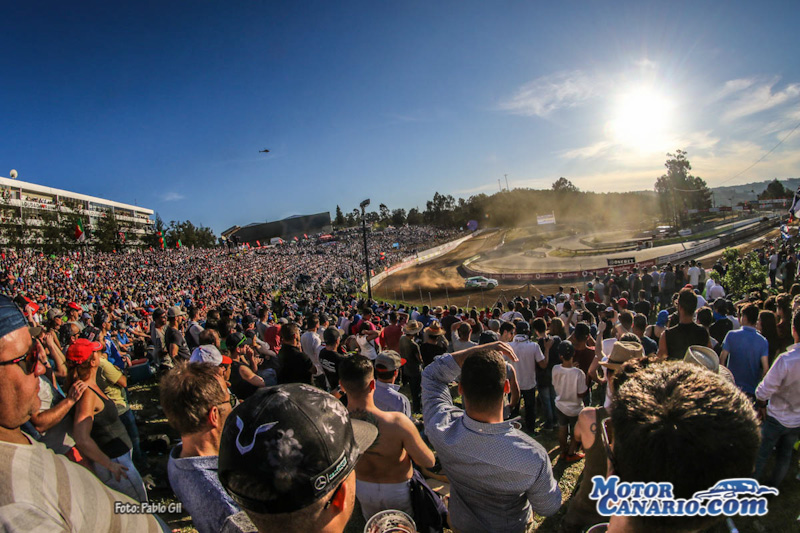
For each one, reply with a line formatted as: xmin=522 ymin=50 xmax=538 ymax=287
xmin=0 ymin=174 xmax=154 ymax=245
xmin=221 ymin=212 xmax=332 ymax=246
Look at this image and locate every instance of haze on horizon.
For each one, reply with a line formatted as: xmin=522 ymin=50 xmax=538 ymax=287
xmin=2 ymin=1 xmax=799 ymax=233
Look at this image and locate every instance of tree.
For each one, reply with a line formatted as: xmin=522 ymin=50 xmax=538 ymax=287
xmin=165 ymin=219 xmax=217 ymax=248
xmin=552 ymin=177 xmax=579 ymax=193
xmin=378 ymin=204 xmax=390 ymax=224
xmin=406 ymin=207 xmax=423 ymax=225
xmin=720 ymin=248 xmax=768 ymax=298
xmin=758 ymin=179 xmax=792 ymax=200
xmin=334 ymin=205 xmax=345 ymax=227
xmin=93 ymin=212 xmax=121 ymax=253
xmin=654 ymin=150 xmax=712 ymax=227
xmin=390 ymin=208 xmax=406 ymax=226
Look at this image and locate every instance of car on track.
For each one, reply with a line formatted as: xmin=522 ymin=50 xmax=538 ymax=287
xmin=464 ymin=276 xmax=498 ymax=289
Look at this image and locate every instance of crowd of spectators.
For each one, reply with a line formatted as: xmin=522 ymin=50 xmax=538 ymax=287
xmin=0 ymin=229 xmax=797 ymax=533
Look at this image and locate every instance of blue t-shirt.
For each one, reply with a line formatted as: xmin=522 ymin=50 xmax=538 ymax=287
xmin=640 ymin=335 xmax=658 ymax=356
xmin=722 ymin=326 xmax=768 ymax=395
xmin=168 ymin=445 xmax=241 ymax=533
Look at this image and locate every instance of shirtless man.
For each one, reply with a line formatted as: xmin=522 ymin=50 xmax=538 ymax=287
xmin=338 ymin=355 xmax=436 ymax=521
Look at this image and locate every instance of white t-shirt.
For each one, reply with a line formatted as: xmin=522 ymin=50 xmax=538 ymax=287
xmin=770 ymin=253 xmax=779 ymax=270
xmin=552 ymin=365 xmax=588 ymax=417
xmin=688 ymin=266 xmax=701 ymax=286
xmin=356 ymin=334 xmax=379 ymax=360
xmin=509 ymin=336 xmax=545 ymax=390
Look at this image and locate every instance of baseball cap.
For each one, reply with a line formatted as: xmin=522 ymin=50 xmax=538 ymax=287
xmin=656 ymin=309 xmax=669 ymax=328
xmin=190 ymin=344 xmax=232 ymax=366
xmin=227 ymin=332 xmax=246 ymax=349
xmin=375 ymin=350 xmax=406 ymax=371
xmin=66 ymin=338 xmax=103 ymax=364
xmin=277 ymin=317 xmax=288 ymax=325
xmin=46 ymin=308 xmax=64 ymax=321
xmin=618 ymin=298 xmax=628 ymax=309
xmin=558 ymin=340 xmax=575 ymax=359
xmin=218 ymin=384 xmax=378 ymax=514
xmin=67 ymin=302 xmax=82 ymax=311
xmin=153 ymin=308 xmax=166 ymax=318
xmin=515 ymin=321 xmax=530 ymax=335
xmin=167 ymin=306 xmax=186 ymax=319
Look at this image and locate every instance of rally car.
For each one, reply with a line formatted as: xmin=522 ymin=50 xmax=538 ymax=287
xmin=464 ymin=276 xmax=498 ymax=289
xmin=692 ymin=479 xmax=778 ymax=500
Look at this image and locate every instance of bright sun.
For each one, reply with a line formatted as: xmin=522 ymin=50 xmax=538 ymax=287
xmin=607 ymin=87 xmax=673 ymax=153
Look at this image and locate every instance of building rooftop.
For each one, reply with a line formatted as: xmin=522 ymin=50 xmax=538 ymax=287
xmin=0 ymin=176 xmax=153 ymax=215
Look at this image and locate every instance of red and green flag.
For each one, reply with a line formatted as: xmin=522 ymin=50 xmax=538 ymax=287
xmin=176 ymin=239 xmax=182 ymax=249
xmin=75 ymin=219 xmax=85 ymax=242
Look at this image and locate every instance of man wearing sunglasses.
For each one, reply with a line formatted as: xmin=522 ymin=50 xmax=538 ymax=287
xmin=0 ymin=295 xmax=164 ymax=531
xmin=162 ymin=362 xmax=240 ymax=533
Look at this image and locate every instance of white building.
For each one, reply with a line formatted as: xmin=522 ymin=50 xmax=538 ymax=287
xmin=0 ymin=175 xmax=153 ymax=245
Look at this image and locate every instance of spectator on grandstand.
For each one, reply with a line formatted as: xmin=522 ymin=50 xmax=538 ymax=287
xmin=0 ymin=295 xmax=163 ymax=530
xmin=300 ymin=314 xmax=326 ymax=388
xmin=451 ymin=320 xmax=477 ymax=352
xmin=217 ymin=384 xmax=377 ymax=533
xmin=631 ymin=314 xmax=657 ymax=355
xmin=277 ymin=322 xmax=315 ymax=385
xmin=162 ymin=363 xmax=241 ymax=533
xmin=658 ymin=288 xmax=710 ymax=360
xmin=319 ymin=327 xmax=347 ymax=394
xmin=66 ymin=301 xmax=84 ymax=331
xmin=228 ymin=332 xmax=266 ymax=400
xmin=532 ymin=317 xmax=560 ymax=431
xmin=186 ymin=305 xmax=204 ymax=351
xmin=754 ymin=311 xmax=800 ymax=488
xmin=422 ymin=342 xmax=561 ymax=532
xmin=190 ymin=342 xmax=234 ymax=382
xmin=720 ymin=303 xmax=769 ymax=400
xmin=501 ymin=321 xmax=546 ymax=431
xmin=597 ymin=361 xmax=760 ymax=533
xmin=551 ymin=341 xmax=586 ymax=462
xmin=398 ymin=320 xmax=424 ymax=413
xmin=150 ymin=308 xmax=170 ymax=369
xmin=372 ymin=351 xmax=412 ymax=418
xmin=756 ymin=309 xmax=781 ymax=365
xmin=379 ymin=311 xmax=404 ymax=352
xmin=67 ymin=337 xmax=148 ymax=502
xmin=339 ymin=355 xmax=436 ymax=521
xmin=355 ymin=322 xmax=380 ymax=361
xmin=420 ymin=322 xmax=447 ymax=367
xmin=94 ymin=338 xmax=145 ymax=471
xmin=479 ymin=318 xmax=501 ymax=344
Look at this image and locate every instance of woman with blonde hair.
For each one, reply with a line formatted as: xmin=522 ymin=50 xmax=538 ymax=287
xmin=66 ymin=338 xmax=148 ymax=502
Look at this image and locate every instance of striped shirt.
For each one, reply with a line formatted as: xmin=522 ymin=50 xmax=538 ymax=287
xmin=0 ymin=436 xmax=164 ymax=532
xmin=422 ymin=354 xmax=562 ymax=532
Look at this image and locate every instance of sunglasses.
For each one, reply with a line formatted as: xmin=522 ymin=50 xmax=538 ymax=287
xmin=600 ymin=417 xmax=619 ymax=476
xmin=0 ymin=341 xmax=41 ymax=375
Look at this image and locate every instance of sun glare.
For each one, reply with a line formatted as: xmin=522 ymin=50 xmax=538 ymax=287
xmin=607 ymin=87 xmax=674 ymax=153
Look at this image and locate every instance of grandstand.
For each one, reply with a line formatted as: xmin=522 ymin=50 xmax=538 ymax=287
xmin=223 ymin=212 xmax=332 ymax=245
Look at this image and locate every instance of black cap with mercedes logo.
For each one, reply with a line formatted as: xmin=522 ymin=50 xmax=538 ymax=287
xmin=218 ymin=383 xmax=378 ymax=514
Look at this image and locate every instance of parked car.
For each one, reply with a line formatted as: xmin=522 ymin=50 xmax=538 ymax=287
xmin=464 ymin=276 xmax=498 ymax=289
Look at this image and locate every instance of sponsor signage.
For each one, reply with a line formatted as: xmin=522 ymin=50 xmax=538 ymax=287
xmin=607 ymin=257 xmax=636 ymax=267
xmin=537 ymin=213 xmax=556 ymax=225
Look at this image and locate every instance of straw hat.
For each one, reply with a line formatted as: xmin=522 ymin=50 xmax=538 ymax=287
xmin=599 ymin=341 xmax=644 ymax=370
xmin=403 ymin=320 xmax=423 ymax=335
xmin=424 ymin=323 xmax=445 ymax=337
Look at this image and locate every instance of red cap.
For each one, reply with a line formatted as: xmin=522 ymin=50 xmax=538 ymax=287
xmin=67 ymin=302 xmax=82 ymax=311
xmin=221 ymin=355 xmax=233 ymax=365
xmin=618 ymin=298 xmax=628 ymax=308
xmin=66 ymin=338 xmax=102 ymax=364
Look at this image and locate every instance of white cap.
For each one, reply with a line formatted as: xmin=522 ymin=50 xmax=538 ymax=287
xmin=189 ymin=344 xmax=231 ymax=365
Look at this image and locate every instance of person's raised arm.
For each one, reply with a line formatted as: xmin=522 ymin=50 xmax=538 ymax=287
xmin=31 ymin=381 xmax=86 ymax=433
xmin=507 ymin=363 xmax=520 ymax=412
xmin=239 ymin=363 xmax=266 ymax=388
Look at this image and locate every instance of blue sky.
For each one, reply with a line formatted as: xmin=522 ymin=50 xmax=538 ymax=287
xmin=2 ymin=1 xmax=799 ymax=233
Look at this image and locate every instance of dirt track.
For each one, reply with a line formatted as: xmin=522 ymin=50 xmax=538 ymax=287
xmin=374 ymin=226 xmax=781 ymax=309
